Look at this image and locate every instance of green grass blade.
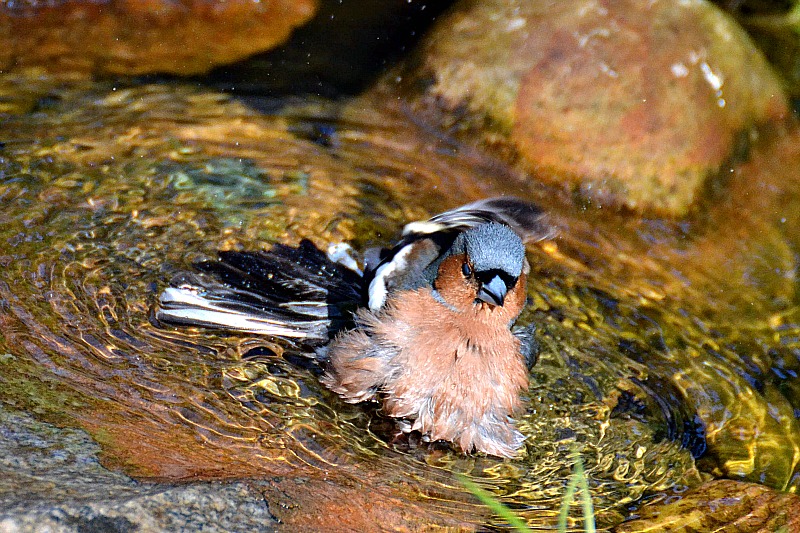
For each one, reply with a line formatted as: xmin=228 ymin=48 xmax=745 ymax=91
xmin=458 ymin=451 xmax=596 ymax=533
xmin=557 ymin=451 xmax=596 ymax=533
xmin=457 ymin=474 xmax=533 ymax=533
xmin=557 ymin=467 xmax=580 ymax=532
xmin=573 ymin=453 xmax=596 ymax=533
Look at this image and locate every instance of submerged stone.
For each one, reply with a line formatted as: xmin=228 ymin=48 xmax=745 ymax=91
xmin=616 ymin=479 xmax=800 ymax=532
xmin=0 ymin=405 xmax=279 ymax=531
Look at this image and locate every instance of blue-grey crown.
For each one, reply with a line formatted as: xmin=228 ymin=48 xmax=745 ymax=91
xmin=458 ymin=222 xmax=525 ymax=277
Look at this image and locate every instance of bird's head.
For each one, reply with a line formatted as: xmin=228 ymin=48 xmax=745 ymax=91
xmin=433 ymin=222 xmax=528 ymax=317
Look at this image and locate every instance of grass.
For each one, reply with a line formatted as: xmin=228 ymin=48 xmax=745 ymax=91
xmin=458 ymin=474 xmax=534 ymax=533
xmin=557 ymin=451 xmax=596 ymax=533
xmin=459 ymin=450 xmax=595 ymax=532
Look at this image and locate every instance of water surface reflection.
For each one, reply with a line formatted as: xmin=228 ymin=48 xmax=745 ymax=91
xmin=1 ymin=75 xmax=798 ymax=529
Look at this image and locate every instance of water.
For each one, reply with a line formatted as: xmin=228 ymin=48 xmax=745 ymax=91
xmin=1 ymin=71 xmax=799 ymax=530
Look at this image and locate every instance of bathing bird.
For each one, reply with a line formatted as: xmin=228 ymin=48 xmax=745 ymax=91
xmin=157 ymin=197 xmax=550 ymax=457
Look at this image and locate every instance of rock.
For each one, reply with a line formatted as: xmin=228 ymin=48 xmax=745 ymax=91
xmin=0 ymin=0 xmax=317 ymax=76
xmin=395 ymin=0 xmax=789 ymax=216
xmin=614 ymin=479 xmax=800 ymax=532
xmin=0 ymin=405 xmax=278 ymax=532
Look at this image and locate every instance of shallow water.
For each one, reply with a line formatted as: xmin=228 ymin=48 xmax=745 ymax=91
xmin=1 ymin=71 xmax=799 ymax=530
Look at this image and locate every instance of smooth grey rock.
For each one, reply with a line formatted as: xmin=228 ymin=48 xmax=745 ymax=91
xmin=0 ymin=406 xmax=278 ymax=533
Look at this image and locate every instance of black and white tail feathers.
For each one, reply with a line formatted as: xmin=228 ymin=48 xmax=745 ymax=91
xmin=157 ymin=239 xmax=362 ymax=346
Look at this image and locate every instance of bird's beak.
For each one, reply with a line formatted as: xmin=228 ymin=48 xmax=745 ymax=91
xmin=477 ymin=275 xmax=507 ymax=307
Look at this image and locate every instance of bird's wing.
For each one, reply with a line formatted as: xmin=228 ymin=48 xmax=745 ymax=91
xmin=402 ymin=196 xmax=554 ymax=243
xmin=157 ymin=240 xmax=362 ymax=345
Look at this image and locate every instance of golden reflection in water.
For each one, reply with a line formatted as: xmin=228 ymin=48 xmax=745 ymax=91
xmin=1 ymin=76 xmax=799 ymax=529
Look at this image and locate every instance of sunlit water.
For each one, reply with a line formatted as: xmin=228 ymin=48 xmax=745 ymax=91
xmin=1 ymin=72 xmax=799 ymax=530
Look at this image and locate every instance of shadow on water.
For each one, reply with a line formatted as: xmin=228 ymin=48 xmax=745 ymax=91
xmin=181 ymin=0 xmax=454 ymax=97
xmin=1 ymin=72 xmax=799 ymax=529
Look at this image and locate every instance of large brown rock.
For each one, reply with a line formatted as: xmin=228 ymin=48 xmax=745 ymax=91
xmin=396 ymin=0 xmax=789 ymax=216
xmin=0 ymin=0 xmax=317 ymax=76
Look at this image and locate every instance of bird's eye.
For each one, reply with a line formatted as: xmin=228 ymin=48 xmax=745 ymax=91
xmin=462 ymin=262 xmax=472 ymax=277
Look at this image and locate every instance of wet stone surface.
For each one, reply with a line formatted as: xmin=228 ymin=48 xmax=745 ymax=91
xmin=0 ymin=404 xmax=278 ymax=532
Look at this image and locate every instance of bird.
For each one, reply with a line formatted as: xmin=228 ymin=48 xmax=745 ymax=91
xmin=157 ymin=197 xmax=551 ymax=458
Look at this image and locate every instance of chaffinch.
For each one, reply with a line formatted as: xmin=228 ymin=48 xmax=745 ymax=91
xmin=158 ymin=197 xmax=550 ymax=457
